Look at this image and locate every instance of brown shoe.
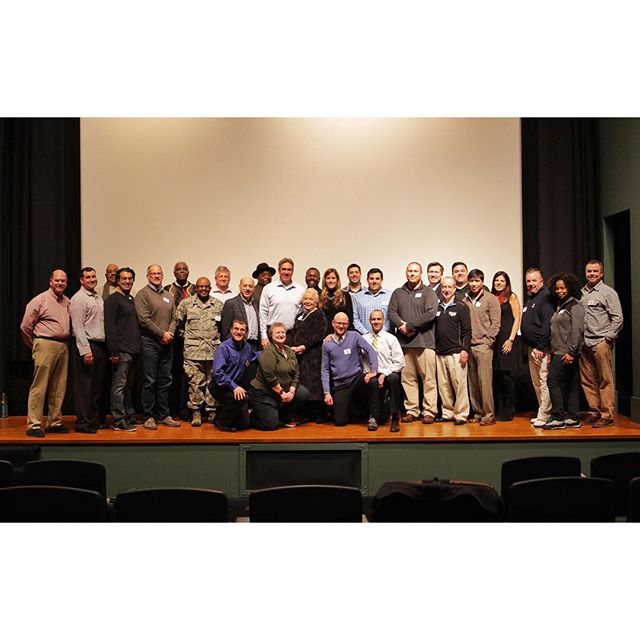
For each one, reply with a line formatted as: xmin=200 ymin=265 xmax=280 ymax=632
xmin=583 ymin=413 xmax=601 ymax=424
xmin=422 ymin=415 xmax=435 ymax=424
xmin=400 ymin=414 xmax=419 ymax=423
xmin=390 ymin=415 xmax=400 ymax=432
xmin=593 ymin=418 xmax=614 ymax=428
xmin=480 ymin=417 xmax=497 ymax=426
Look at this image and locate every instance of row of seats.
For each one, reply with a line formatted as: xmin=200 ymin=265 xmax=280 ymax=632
xmin=1 ymin=453 xmax=640 ymax=521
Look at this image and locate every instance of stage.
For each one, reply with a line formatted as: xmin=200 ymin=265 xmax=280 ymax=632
xmin=1 ymin=414 xmax=639 ymax=498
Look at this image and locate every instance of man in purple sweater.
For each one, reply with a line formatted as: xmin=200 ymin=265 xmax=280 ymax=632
xmin=321 ymin=312 xmax=380 ymax=430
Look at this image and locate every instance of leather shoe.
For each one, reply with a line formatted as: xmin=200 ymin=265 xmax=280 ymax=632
xmin=390 ymin=415 xmax=400 ymax=432
xmin=422 ymin=415 xmax=435 ymax=424
xmin=45 ymin=424 xmax=69 ymax=434
xmin=26 ymin=426 xmax=45 ymax=438
xmin=454 ymin=419 xmax=467 ymax=426
xmin=400 ymin=414 xmax=419 ymax=423
xmin=76 ymin=426 xmax=97 ymax=434
xmin=593 ymin=418 xmax=614 ymax=428
xmin=479 ymin=418 xmax=496 ymax=426
xmin=158 ymin=416 xmax=181 ymax=427
xmin=584 ymin=413 xmax=601 ymax=424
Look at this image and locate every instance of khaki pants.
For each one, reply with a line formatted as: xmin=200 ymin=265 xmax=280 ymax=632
xmin=436 ymin=353 xmax=470 ymax=421
xmin=527 ymin=347 xmax=552 ymax=421
xmin=468 ymin=344 xmax=495 ymax=421
xmin=183 ymin=359 xmax=215 ymax=412
xmin=27 ymin=338 xmax=69 ymax=429
xmin=401 ymin=347 xmax=437 ymax=418
xmin=580 ymin=340 xmax=615 ymax=420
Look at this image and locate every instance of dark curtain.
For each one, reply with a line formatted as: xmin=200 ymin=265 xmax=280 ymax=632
xmin=521 ymin=118 xmax=601 ymax=278
xmin=0 ymin=118 xmax=81 ymax=414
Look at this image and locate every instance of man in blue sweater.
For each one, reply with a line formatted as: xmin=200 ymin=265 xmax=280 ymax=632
xmin=210 ymin=319 xmax=260 ymax=431
xmin=321 ymin=312 xmax=379 ymax=430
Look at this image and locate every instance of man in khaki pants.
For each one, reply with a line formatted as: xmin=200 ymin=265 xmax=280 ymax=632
xmin=580 ymin=260 xmax=624 ymax=427
xmin=20 ymin=270 xmax=71 ymax=437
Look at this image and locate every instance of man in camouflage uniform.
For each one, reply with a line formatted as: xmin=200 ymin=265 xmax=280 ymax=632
xmin=175 ymin=277 xmax=224 ymax=426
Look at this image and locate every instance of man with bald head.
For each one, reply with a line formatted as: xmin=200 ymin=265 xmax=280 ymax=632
xmin=20 ymin=269 xmax=71 ymax=437
xmin=321 ymin=312 xmax=380 ymax=430
xmin=220 ymin=276 xmax=261 ymax=348
xmin=175 ymin=277 xmax=223 ymax=426
xmin=135 ymin=264 xmax=179 ymax=430
xmin=101 ymin=263 xmax=119 ymax=301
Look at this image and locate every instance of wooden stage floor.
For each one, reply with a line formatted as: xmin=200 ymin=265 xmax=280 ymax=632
xmin=1 ymin=413 xmax=639 ymax=445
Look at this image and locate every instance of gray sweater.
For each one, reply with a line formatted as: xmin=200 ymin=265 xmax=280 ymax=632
xmin=550 ymin=297 xmax=584 ymax=356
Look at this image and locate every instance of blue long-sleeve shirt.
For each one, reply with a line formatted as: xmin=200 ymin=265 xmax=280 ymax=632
xmin=321 ymin=330 xmax=379 ymax=393
xmin=212 ymin=338 xmax=260 ymax=390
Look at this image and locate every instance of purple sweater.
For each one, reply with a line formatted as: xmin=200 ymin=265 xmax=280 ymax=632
xmin=321 ymin=331 xmax=378 ymax=393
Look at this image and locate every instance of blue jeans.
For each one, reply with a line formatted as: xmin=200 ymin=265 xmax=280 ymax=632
xmin=141 ymin=336 xmax=173 ymax=420
xmin=111 ymin=352 xmax=137 ymax=422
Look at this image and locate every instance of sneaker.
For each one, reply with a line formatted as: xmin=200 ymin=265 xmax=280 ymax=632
xmin=530 ymin=417 xmax=537 ymax=424
xmin=26 ymin=426 xmax=45 ymax=438
xmin=368 ymin=416 xmax=378 ymax=431
xmin=543 ymin=419 xmax=566 ymax=430
xmin=44 ymin=424 xmax=70 ymax=434
xmin=564 ymin=418 xmax=582 ymax=429
xmin=113 ymin=420 xmax=136 ymax=432
xmin=158 ymin=416 xmax=181 ymax=427
xmin=532 ymin=419 xmax=547 ymax=428
xmin=191 ymin=411 xmax=202 ymax=427
xmin=127 ymin=416 xmax=139 ymax=427
xmin=143 ymin=417 xmax=157 ymax=430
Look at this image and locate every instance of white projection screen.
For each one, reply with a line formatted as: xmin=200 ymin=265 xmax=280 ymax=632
xmin=80 ymin=118 xmax=522 ymax=297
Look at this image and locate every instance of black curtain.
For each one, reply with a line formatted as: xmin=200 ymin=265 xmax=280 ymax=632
xmin=0 ymin=118 xmax=81 ymax=414
xmin=521 ymin=118 xmax=601 ymax=279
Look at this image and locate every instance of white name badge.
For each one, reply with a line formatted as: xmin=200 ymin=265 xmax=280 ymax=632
xmin=449 ymin=311 xmax=457 ymax=316
xmin=475 ymin=301 xmax=481 ymax=307
xmin=436 ymin=311 xmax=441 ymax=316
xmin=343 ymin=348 xmax=351 ymax=355
xmin=214 ymin=314 xmax=221 ymax=321
xmin=162 ymin=297 xmax=170 ymax=304
xmin=523 ymin=306 xmax=528 ymax=312
xmin=415 ymin=293 xmax=422 ymax=298
xmin=588 ymin=300 xmax=598 ymax=306
xmin=382 ymin=301 xmax=388 ymax=306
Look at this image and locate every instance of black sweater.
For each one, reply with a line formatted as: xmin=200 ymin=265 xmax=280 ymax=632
xmin=435 ymin=301 xmax=471 ymax=355
xmin=104 ymin=291 xmax=141 ymax=355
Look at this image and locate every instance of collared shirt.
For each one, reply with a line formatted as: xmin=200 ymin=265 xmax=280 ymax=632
xmin=20 ymin=288 xmax=70 ymax=349
xmin=362 ymin=330 xmax=404 ymax=376
xmin=580 ymin=280 xmax=624 ymax=346
xmin=352 ymin=287 xmax=392 ymax=334
xmin=241 ymin=297 xmax=259 ymax=340
xmin=259 ymin=280 xmax=304 ymax=338
xmin=70 ymin=287 xmax=105 ymax=356
xmin=342 ymin=284 xmax=363 ymax=295
xmin=211 ymin=288 xmax=237 ymax=304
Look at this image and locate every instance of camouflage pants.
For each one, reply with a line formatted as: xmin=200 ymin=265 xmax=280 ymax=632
xmin=183 ymin=359 xmax=215 ymax=412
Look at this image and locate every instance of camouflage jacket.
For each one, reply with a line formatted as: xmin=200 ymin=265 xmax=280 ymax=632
xmin=175 ymin=295 xmax=224 ymax=360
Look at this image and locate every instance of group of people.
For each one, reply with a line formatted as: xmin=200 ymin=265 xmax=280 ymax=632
xmin=19 ymin=255 xmax=623 ymax=437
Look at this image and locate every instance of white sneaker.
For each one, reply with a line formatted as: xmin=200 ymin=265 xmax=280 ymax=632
xmin=532 ymin=419 xmax=547 ymax=428
xmin=530 ymin=417 xmax=537 ymax=424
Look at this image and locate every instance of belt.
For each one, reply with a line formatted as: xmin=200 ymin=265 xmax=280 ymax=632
xmin=34 ymin=335 xmax=68 ymax=343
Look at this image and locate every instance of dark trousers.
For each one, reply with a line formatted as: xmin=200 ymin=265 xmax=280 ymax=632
xmin=332 ymin=375 xmax=379 ymax=426
xmin=168 ymin=336 xmax=190 ymax=419
xmin=211 ymin=386 xmax=250 ymax=430
xmin=493 ymin=369 xmax=516 ymax=420
xmin=72 ymin=341 xmax=107 ymax=429
xmin=140 ymin=335 xmax=173 ymax=420
xmin=111 ymin=352 xmax=138 ymax=422
xmin=548 ymin=354 xmax=580 ymax=421
xmin=373 ymin=372 xmax=403 ymax=423
xmin=249 ymin=385 xmax=310 ymax=431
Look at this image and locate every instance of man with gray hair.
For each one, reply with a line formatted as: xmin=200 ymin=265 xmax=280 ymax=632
xmin=211 ymin=265 xmax=236 ymax=304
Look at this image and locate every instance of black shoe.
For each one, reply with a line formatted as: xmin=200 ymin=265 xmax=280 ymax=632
xmin=113 ymin=420 xmax=137 ymax=432
xmin=390 ymin=416 xmax=400 ymax=433
xmin=26 ymin=426 xmax=45 ymax=438
xmin=96 ymin=423 xmax=109 ymax=430
xmin=454 ymin=418 xmax=467 ymax=426
xmin=127 ymin=416 xmax=140 ymax=427
xmin=76 ymin=426 xmax=97 ymax=434
xmin=44 ymin=424 xmax=70 ymax=434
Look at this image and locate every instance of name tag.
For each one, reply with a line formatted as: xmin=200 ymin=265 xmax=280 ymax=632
xmin=587 ymin=300 xmax=598 ymax=306
xmin=475 ymin=301 xmax=481 ymax=307
xmin=343 ymin=348 xmax=351 ymax=355
xmin=162 ymin=297 xmax=170 ymax=304
xmin=559 ymin=309 xmax=567 ymax=314
xmin=523 ymin=306 xmax=528 ymax=312
xmin=436 ymin=311 xmax=441 ymax=317
xmin=449 ymin=311 xmax=457 ymax=317
xmin=214 ymin=314 xmax=221 ymax=321
xmin=382 ymin=301 xmax=388 ymax=306
xmin=415 ymin=293 xmax=422 ymax=298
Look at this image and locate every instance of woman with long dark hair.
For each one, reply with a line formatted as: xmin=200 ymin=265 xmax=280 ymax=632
xmin=491 ymin=271 xmax=521 ymax=421
xmin=543 ymin=273 xmax=584 ymax=429
xmin=319 ymin=268 xmax=354 ymax=331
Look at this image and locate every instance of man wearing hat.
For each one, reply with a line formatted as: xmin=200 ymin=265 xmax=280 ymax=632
xmin=252 ymin=262 xmax=276 ymax=305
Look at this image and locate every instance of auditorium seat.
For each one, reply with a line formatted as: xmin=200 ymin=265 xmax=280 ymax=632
xmin=23 ymin=459 xmax=107 ymax=498
xmin=249 ymin=484 xmax=363 ymax=522
xmin=369 ymin=479 xmax=503 ymax=522
xmin=0 ymin=460 xmax=13 ymax=488
xmin=500 ymin=456 xmax=582 ymax=499
xmin=0 ymin=485 xmax=108 ymax=522
xmin=0 ymin=445 xmax=41 ymax=484
xmin=114 ymin=487 xmax=229 ymax=522
xmin=590 ymin=452 xmax=640 ymax=517
xmin=505 ymin=477 xmax=615 ymax=522
xmin=626 ymin=477 xmax=640 ymax=522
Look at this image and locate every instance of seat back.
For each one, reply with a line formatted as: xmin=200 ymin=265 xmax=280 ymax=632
xmin=501 ymin=456 xmax=582 ymax=498
xmin=370 ymin=480 xmax=503 ymax=522
xmin=0 ymin=445 xmax=41 ymax=483
xmin=114 ymin=488 xmax=229 ymax=522
xmin=590 ymin=452 xmax=640 ymax=517
xmin=249 ymin=485 xmax=363 ymax=522
xmin=506 ymin=477 xmax=615 ymax=522
xmin=627 ymin=477 xmax=640 ymax=522
xmin=23 ymin=459 xmax=107 ymax=497
xmin=0 ymin=460 xmax=13 ymax=488
xmin=0 ymin=485 xmax=107 ymax=522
